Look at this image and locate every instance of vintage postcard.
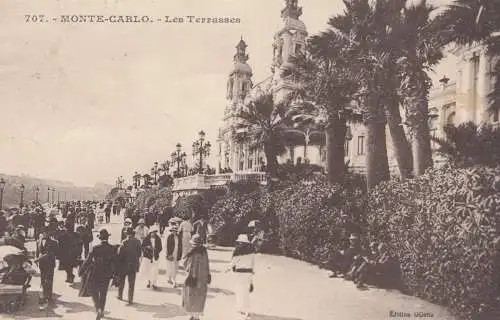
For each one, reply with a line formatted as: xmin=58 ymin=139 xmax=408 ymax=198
xmin=0 ymin=0 xmax=498 ymax=319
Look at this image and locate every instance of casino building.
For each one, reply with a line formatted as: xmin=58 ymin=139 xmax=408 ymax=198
xmin=216 ymin=0 xmax=499 ymax=176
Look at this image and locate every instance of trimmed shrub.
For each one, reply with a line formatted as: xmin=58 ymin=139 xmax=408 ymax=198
xmin=273 ymin=175 xmax=366 ymax=266
xmin=135 ymin=187 xmax=173 ymax=214
xmin=366 ymin=165 xmax=500 ymax=319
xmin=209 ymin=190 xmax=261 ymax=246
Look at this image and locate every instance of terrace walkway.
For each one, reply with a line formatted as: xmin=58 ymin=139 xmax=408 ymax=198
xmin=15 ymin=215 xmax=458 ymax=320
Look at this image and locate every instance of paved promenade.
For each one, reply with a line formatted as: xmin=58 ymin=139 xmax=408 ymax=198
xmin=11 ymin=215 xmax=458 ymax=320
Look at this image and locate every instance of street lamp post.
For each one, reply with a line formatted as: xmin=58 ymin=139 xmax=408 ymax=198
xmin=171 ymin=143 xmax=187 ymax=177
xmin=133 ymin=171 xmax=141 ymax=189
xmin=19 ymin=184 xmax=25 ymax=208
xmin=116 ymin=176 xmax=125 ymax=189
xmin=150 ymin=162 xmax=159 ymax=185
xmin=192 ymin=130 xmax=211 ymax=174
xmin=47 ymin=187 xmax=51 ymax=203
xmin=34 ymin=186 xmax=40 ymax=203
xmin=0 ymin=178 xmax=6 ymax=209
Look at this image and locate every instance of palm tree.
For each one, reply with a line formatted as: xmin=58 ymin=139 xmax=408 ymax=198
xmin=431 ymin=121 xmax=500 ymax=166
xmin=231 ymin=92 xmax=289 ymax=177
xmin=330 ymin=0 xmax=394 ymax=189
xmin=435 ymin=0 xmax=500 ymax=114
xmin=398 ymin=0 xmax=444 ymax=176
xmin=283 ymin=34 xmax=363 ymax=184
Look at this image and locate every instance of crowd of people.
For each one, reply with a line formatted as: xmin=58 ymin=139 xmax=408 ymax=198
xmin=0 ymin=199 xmax=264 ymax=320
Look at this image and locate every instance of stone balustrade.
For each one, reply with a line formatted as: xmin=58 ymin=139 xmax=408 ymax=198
xmin=172 ymin=172 xmax=268 ymax=191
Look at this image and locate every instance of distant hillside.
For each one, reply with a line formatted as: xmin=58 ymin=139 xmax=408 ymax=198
xmin=0 ymin=173 xmax=112 ymax=208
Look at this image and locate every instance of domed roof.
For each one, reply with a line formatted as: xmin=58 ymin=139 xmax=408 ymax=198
xmin=230 ymin=62 xmax=252 ymax=75
xmin=278 ymin=17 xmax=307 ymax=34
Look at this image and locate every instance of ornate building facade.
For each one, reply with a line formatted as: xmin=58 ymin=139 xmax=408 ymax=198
xmin=217 ymin=1 xmax=499 ymax=176
xmin=217 ymin=0 xmax=325 ymax=174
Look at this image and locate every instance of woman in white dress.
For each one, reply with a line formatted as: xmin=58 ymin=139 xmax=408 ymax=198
xmin=165 ymin=224 xmax=182 ymax=287
xmin=227 ymin=234 xmax=255 ymax=320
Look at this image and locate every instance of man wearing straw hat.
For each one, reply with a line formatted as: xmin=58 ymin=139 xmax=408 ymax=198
xmin=141 ymin=226 xmax=162 ymax=289
xmin=227 ymin=234 xmax=255 ymax=319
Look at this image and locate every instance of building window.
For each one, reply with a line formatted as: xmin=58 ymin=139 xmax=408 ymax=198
xmin=248 ymin=159 xmax=253 ymax=169
xmin=357 ymin=136 xmax=365 ymax=155
xmin=493 ymin=110 xmax=499 ymax=122
xmin=239 ymin=161 xmax=244 ymax=171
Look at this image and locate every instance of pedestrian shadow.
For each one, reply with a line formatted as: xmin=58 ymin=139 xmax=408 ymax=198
xmin=12 ymin=292 xmax=95 ymax=319
xmin=207 ymin=287 xmax=234 ymax=296
xmin=11 ymin=292 xmax=63 ymax=319
xmin=155 ymin=286 xmax=182 ymax=295
xmin=208 ymin=247 xmax=234 ymax=252
xmin=249 ymin=314 xmax=303 ymax=320
xmin=69 ymin=281 xmax=81 ymax=290
xmin=128 ymin=301 xmax=187 ymax=319
xmin=52 ymin=293 xmax=96 ymax=314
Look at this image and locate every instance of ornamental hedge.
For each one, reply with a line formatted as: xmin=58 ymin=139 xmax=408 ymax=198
xmin=366 ymin=165 xmax=500 ymax=320
xmin=208 ymin=165 xmax=500 ymax=319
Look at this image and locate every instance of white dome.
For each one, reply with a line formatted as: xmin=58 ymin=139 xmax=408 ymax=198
xmin=230 ymin=62 xmax=252 ymax=75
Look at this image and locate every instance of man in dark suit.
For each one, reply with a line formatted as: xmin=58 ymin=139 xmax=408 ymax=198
xmin=116 ymin=228 xmax=142 ymax=304
xmin=35 ymin=227 xmax=59 ymax=309
xmin=80 ymin=229 xmax=117 ymax=320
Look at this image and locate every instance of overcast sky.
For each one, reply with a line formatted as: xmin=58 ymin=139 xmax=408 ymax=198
xmin=0 ymin=0 xmax=454 ymax=187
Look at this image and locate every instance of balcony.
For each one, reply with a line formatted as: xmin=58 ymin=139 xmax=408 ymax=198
xmin=172 ymin=172 xmax=268 ymax=191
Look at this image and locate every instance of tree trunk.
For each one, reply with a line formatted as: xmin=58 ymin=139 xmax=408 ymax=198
xmin=366 ymin=107 xmax=390 ymax=190
xmin=264 ymin=142 xmax=278 ymax=177
xmin=325 ymin=116 xmax=347 ymax=184
xmin=411 ymin=96 xmax=433 ymax=176
xmin=386 ymin=103 xmax=413 ymax=179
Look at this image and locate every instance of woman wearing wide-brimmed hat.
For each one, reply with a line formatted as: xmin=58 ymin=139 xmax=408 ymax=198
xmin=141 ymin=226 xmax=162 ymax=289
xmin=227 ymin=234 xmax=255 ymax=319
xmin=182 ymin=234 xmax=211 ymax=320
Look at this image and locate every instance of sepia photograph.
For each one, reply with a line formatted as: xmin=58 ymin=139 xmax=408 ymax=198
xmin=0 ymin=0 xmax=499 ymax=319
